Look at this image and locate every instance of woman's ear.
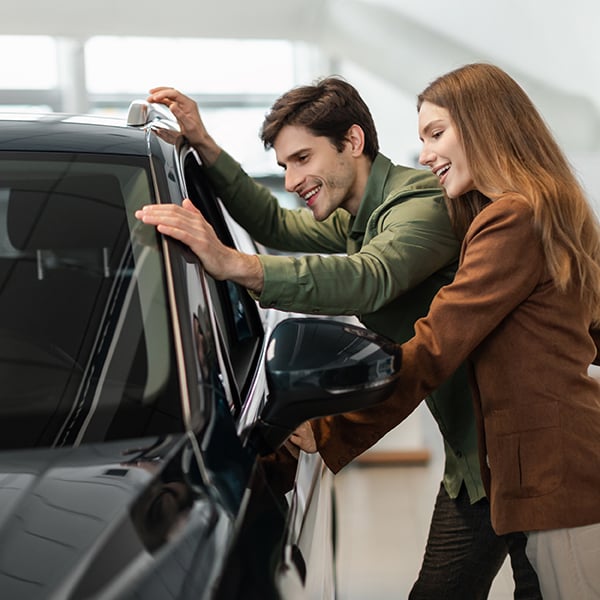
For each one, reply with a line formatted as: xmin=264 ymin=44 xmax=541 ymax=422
xmin=346 ymin=124 xmax=365 ymax=156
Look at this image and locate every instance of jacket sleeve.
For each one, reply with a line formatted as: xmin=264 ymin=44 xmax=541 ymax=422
xmin=312 ymin=197 xmax=545 ymax=472
xmin=258 ymin=194 xmax=459 ymax=315
xmin=206 ymin=151 xmax=459 ymax=316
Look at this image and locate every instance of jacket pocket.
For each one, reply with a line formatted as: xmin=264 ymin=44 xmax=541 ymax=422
xmin=486 ymin=401 xmax=563 ymax=498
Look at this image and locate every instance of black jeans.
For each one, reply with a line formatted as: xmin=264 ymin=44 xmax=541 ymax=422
xmin=408 ymin=483 xmax=542 ymax=599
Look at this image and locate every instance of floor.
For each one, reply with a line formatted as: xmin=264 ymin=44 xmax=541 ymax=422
xmin=333 ymin=406 xmax=514 ymax=600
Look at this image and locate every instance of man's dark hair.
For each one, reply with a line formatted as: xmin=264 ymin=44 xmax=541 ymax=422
xmin=260 ymin=76 xmax=379 ymax=161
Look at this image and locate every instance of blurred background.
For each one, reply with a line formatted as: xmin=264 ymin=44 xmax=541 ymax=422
xmin=0 ymin=0 xmax=598 ymax=206
xmin=1 ymin=2 xmax=598 ymax=597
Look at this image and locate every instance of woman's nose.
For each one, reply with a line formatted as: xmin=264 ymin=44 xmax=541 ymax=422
xmin=418 ymin=146 xmax=434 ymax=167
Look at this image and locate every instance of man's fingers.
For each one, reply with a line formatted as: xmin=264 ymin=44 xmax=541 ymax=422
xmin=148 ymin=86 xmax=172 ymax=94
xmin=135 ymin=202 xmax=201 ymax=222
xmin=147 ymin=86 xmax=179 ymax=101
xmin=181 ymin=198 xmax=200 ymax=212
xmin=150 ymin=127 xmax=181 ymax=145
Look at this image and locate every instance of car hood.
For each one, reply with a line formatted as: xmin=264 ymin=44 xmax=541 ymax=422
xmin=0 ymin=435 xmax=228 ymax=600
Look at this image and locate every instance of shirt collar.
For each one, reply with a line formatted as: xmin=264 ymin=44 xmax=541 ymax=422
xmin=349 ymin=153 xmax=392 ymax=239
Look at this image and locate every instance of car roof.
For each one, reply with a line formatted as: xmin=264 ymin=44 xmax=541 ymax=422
xmin=0 ymin=111 xmax=150 ymax=155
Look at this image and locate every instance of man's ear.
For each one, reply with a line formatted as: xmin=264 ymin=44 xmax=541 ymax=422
xmin=346 ymin=124 xmax=365 ymax=156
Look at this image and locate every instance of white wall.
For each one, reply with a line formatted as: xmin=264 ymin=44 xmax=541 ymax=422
xmin=571 ymin=153 xmax=600 ymax=216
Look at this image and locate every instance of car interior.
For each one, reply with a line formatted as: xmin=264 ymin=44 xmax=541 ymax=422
xmin=0 ymin=161 xmax=182 ymax=448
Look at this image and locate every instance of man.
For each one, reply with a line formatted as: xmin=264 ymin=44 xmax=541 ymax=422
xmin=135 ymin=77 xmax=540 ymax=599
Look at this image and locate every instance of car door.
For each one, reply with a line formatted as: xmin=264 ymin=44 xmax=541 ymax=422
xmin=173 ymin=144 xmax=337 ymax=599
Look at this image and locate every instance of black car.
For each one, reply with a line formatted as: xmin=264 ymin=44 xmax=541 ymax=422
xmin=0 ymin=104 xmax=400 ymax=600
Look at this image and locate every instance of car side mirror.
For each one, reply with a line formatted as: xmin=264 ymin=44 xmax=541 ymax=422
xmin=251 ymin=318 xmax=401 ymax=455
xmin=126 ymin=100 xmax=180 ymax=132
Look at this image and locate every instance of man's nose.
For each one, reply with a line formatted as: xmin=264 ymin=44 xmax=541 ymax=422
xmin=284 ymin=167 xmax=302 ymax=193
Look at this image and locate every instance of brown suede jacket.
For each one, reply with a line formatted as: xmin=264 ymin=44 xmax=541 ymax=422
xmin=312 ymin=195 xmax=600 ymax=535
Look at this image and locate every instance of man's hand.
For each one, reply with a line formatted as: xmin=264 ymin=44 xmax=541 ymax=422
xmin=135 ymin=199 xmax=264 ymax=293
xmin=147 ymin=87 xmax=221 ymax=166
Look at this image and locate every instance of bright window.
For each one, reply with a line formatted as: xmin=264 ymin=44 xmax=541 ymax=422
xmin=85 ymin=37 xmax=296 ymax=94
xmin=0 ymin=36 xmax=57 ymax=89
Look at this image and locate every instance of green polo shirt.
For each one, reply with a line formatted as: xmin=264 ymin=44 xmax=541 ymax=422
xmin=205 ymin=150 xmax=485 ymax=503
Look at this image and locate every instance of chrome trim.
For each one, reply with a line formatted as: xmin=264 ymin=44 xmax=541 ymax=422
xmin=126 ymin=100 xmax=180 ymax=131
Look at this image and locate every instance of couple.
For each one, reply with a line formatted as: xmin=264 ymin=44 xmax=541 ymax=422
xmin=136 ymin=63 xmax=600 ymax=600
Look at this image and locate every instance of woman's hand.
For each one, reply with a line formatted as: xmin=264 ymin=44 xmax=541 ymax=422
xmin=285 ymin=421 xmax=318 ymax=458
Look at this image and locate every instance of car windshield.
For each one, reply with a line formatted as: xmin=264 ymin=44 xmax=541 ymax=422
xmin=0 ymin=153 xmax=183 ymax=449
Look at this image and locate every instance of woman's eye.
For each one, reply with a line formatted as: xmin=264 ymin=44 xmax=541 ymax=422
xmin=432 ymin=130 xmax=443 ymax=139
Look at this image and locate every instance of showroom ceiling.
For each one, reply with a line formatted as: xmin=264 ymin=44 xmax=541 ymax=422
xmin=1 ymin=0 xmax=599 ymax=151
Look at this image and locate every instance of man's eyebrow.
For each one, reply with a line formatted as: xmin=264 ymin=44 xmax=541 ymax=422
xmin=277 ymin=148 xmax=310 ymax=169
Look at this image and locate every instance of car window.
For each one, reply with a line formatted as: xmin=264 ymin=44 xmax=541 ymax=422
xmin=0 ymin=153 xmax=184 ymax=449
xmin=182 ymin=153 xmax=264 ymax=406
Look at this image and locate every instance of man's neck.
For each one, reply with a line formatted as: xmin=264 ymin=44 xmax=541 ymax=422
xmin=344 ymin=156 xmax=373 ymax=216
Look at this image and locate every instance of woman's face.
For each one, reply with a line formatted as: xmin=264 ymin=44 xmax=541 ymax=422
xmin=418 ymin=101 xmax=475 ymax=199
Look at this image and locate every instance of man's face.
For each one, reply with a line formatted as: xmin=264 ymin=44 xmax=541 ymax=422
xmin=273 ymin=125 xmax=360 ymax=221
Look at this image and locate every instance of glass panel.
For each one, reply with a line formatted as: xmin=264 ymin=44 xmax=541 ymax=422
xmin=183 ymin=153 xmax=263 ymax=402
xmin=0 ymin=153 xmax=183 ymax=449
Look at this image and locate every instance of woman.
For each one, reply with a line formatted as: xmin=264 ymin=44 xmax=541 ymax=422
xmin=292 ymin=63 xmax=600 ymax=599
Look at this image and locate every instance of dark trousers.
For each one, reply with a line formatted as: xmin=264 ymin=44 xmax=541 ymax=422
xmin=409 ymin=483 xmax=542 ymax=599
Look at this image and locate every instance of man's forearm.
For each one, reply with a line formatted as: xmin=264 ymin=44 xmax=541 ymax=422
xmin=222 ymin=252 xmax=264 ymax=295
xmin=191 ymin=133 xmax=222 ymax=167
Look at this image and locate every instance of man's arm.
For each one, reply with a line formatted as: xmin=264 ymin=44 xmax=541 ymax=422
xmin=135 ymin=199 xmax=265 ymax=294
xmin=203 ymin=151 xmax=350 ymax=255
xmin=147 ymin=88 xmax=349 ymax=255
xmin=257 ymin=195 xmax=459 ymax=315
xmin=147 ymin=87 xmax=222 ymax=166
xmin=136 ymin=191 xmax=459 ymax=317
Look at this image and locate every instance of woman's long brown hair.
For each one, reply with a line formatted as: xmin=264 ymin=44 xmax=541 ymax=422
xmin=418 ymin=63 xmax=600 ymax=323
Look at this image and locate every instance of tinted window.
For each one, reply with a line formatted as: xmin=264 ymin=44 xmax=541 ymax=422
xmin=183 ymin=154 xmax=263 ymax=406
xmin=0 ymin=153 xmax=183 ymax=449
